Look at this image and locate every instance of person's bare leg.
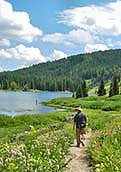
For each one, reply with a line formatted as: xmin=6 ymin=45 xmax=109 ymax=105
xmin=80 ymin=135 xmax=85 ymax=146
xmin=80 ymin=131 xmax=85 ymax=146
xmin=82 ymin=134 xmax=85 ymax=140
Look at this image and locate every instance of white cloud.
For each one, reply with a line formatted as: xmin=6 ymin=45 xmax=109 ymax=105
xmin=85 ymin=44 xmax=109 ymax=53
xmin=50 ymin=49 xmax=67 ymax=60
xmin=42 ymin=33 xmax=65 ymax=44
xmin=0 ymin=44 xmax=45 ymax=65
xmin=42 ymin=29 xmax=95 ymax=46
xmin=59 ymin=1 xmax=121 ymax=36
xmin=0 ymin=39 xmax=10 ymax=47
xmin=67 ymin=29 xmax=96 ymax=43
xmin=0 ymin=0 xmax=42 ymax=42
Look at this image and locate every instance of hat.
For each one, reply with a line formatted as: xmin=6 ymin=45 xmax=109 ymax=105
xmin=75 ymin=107 xmax=82 ymax=112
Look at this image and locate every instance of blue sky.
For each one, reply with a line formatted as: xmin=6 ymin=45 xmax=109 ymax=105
xmin=7 ymin=0 xmax=116 ymax=33
xmin=0 ymin=0 xmax=120 ymax=71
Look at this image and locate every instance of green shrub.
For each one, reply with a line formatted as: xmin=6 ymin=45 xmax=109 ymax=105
xmin=88 ymin=114 xmax=121 ymax=172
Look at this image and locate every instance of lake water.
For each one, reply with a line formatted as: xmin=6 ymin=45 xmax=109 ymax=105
xmin=0 ymin=91 xmax=72 ymax=116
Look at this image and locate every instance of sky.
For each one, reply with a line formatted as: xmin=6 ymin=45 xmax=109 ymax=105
xmin=0 ymin=0 xmax=121 ymax=71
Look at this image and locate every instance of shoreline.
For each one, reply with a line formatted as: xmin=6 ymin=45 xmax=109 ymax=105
xmin=0 ymin=89 xmax=72 ymax=93
xmin=0 ymin=89 xmax=41 ymax=92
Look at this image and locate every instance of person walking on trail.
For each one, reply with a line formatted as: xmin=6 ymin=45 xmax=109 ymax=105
xmin=73 ymin=107 xmax=87 ymax=147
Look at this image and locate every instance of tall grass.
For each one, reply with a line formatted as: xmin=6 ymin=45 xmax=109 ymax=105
xmin=88 ymin=116 xmax=121 ymax=172
xmin=0 ymin=111 xmax=69 ymax=142
xmin=0 ymin=111 xmax=74 ymax=171
xmin=0 ymin=126 xmax=74 ymax=172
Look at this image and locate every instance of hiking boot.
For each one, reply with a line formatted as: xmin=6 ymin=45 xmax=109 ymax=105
xmin=76 ymin=144 xmax=80 ymax=147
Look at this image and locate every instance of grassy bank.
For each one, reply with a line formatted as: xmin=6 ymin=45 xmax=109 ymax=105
xmin=46 ymin=95 xmax=121 ymax=172
xmin=0 ymin=111 xmax=74 ymax=143
xmin=45 ymin=95 xmax=121 ymax=111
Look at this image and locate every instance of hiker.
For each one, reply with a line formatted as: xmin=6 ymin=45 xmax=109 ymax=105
xmin=73 ymin=107 xmax=87 ymax=147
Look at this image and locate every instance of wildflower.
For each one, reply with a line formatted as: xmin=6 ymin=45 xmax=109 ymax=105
xmin=0 ymin=157 xmax=3 ymax=166
xmin=29 ymin=125 xmax=36 ymax=135
xmin=95 ymin=164 xmax=100 ymax=168
xmin=96 ymin=168 xmax=100 ymax=172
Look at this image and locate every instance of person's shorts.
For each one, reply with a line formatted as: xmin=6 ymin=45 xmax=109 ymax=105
xmin=76 ymin=128 xmax=86 ymax=135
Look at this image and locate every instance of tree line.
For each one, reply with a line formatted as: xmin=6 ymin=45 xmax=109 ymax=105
xmin=0 ymin=49 xmax=121 ymax=92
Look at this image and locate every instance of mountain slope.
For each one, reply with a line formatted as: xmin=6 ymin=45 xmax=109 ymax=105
xmin=0 ymin=49 xmax=121 ymax=91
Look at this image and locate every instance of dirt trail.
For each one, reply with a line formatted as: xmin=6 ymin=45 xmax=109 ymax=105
xmin=66 ymin=128 xmax=92 ymax=172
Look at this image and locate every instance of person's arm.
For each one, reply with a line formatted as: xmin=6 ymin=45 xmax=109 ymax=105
xmin=73 ymin=115 xmax=76 ymax=131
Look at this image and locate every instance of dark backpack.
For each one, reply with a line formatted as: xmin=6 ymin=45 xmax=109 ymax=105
xmin=75 ymin=113 xmax=86 ymax=129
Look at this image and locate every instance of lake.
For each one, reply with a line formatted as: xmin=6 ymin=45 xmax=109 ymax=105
xmin=0 ymin=91 xmax=72 ymax=116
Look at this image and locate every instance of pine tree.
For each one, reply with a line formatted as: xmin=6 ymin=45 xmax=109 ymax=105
xmin=109 ymin=82 xmax=114 ymax=97
xmin=76 ymin=86 xmax=83 ymax=98
xmin=82 ymin=80 xmax=88 ymax=97
xmin=72 ymin=91 xmax=75 ymax=97
xmin=109 ymin=76 xmax=119 ymax=97
xmin=113 ymin=77 xmax=119 ymax=95
xmin=97 ymin=80 xmax=106 ymax=96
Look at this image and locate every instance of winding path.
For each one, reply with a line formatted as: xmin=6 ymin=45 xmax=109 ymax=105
xmin=66 ymin=128 xmax=92 ymax=172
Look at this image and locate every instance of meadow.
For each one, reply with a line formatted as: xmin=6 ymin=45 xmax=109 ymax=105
xmin=0 ymin=95 xmax=121 ymax=171
xmin=0 ymin=112 xmax=74 ymax=172
xmin=46 ymin=95 xmax=121 ymax=172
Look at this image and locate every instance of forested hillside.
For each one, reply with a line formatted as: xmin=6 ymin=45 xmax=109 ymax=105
xmin=1 ymin=49 xmax=121 ymax=91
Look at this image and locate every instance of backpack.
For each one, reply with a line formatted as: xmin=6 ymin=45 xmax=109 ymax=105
xmin=75 ymin=113 xmax=86 ymax=129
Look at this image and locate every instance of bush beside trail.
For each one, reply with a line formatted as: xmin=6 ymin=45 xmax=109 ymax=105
xmin=88 ymin=114 xmax=121 ymax=172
